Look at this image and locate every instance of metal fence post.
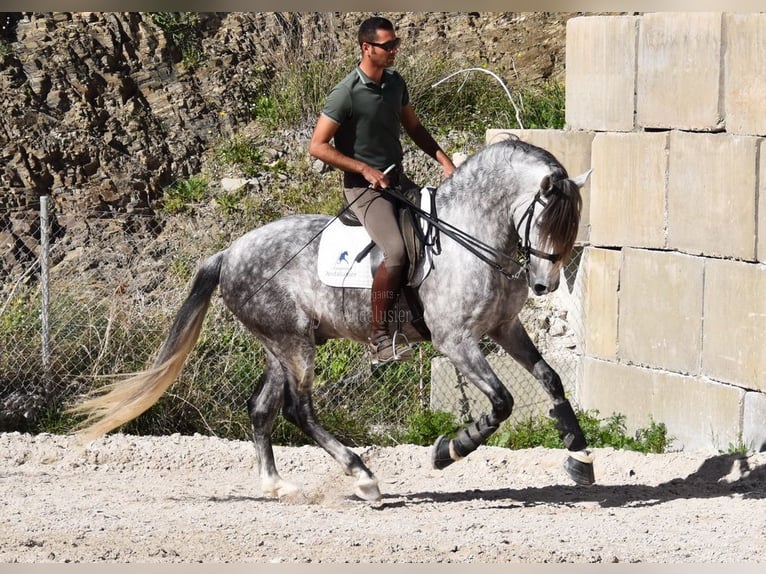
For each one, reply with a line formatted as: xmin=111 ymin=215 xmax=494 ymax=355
xmin=40 ymin=195 xmax=50 ymax=381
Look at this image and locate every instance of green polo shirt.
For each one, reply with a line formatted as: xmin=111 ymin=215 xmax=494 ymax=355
xmin=321 ymin=67 xmax=409 ymax=170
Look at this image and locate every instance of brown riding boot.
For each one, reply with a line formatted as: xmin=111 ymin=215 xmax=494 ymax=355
xmin=369 ymin=262 xmax=413 ymax=364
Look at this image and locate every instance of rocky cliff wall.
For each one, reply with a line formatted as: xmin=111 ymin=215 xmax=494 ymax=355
xmin=0 ymin=12 xmax=570 ymax=279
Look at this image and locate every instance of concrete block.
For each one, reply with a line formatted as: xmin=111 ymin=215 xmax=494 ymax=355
xmin=724 ymin=13 xmax=766 ymax=136
xmin=668 ymin=131 xmax=758 ymax=260
xmin=565 ymin=247 xmax=586 ymax=347
xmin=581 ymin=247 xmax=620 ymax=360
xmin=760 ymin=140 xmax=766 ymax=263
xmin=743 ymin=392 xmax=766 ymax=452
xmin=579 ymin=358 xmax=658 ymax=436
xmin=702 ymin=258 xmax=766 ymax=392
xmin=589 ymin=132 xmax=668 ymax=248
xmin=651 ymin=374 xmax=744 ymax=454
xmin=581 ymin=358 xmax=744 ymax=453
xmin=619 ymin=248 xmax=704 ymax=374
xmin=636 ymin=13 xmax=724 ymax=131
xmin=565 ymin=16 xmax=638 ymax=132
xmin=430 ymin=352 xmax=576 ymax=424
xmin=486 ymin=129 xmax=595 ymax=242
xmin=484 ymin=129 xmax=594 ymax=177
xmin=430 ymin=356 xmax=491 ymax=423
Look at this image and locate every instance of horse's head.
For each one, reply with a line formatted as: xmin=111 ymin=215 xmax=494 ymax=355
xmin=517 ymin=169 xmax=591 ymax=295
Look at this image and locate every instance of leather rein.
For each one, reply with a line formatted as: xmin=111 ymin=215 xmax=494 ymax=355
xmin=382 ymin=187 xmax=563 ymax=281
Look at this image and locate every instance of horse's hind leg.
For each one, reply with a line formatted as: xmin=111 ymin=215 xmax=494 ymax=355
xmin=429 ymin=332 xmax=515 ymax=470
xmin=281 ymin=339 xmax=382 ymax=502
xmin=248 ymin=350 xmax=299 ymax=498
xmin=489 ymin=319 xmax=595 ymax=485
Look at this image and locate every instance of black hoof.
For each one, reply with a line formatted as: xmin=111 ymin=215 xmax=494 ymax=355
xmin=431 ymin=435 xmax=456 ymax=470
xmin=563 ymin=451 xmax=595 ymax=486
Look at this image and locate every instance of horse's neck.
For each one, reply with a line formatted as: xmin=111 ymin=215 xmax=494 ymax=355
xmin=435 ymin=177 xmax=521 ymax=250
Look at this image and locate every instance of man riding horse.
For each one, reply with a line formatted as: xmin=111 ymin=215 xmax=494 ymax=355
xmin=309 ymin=16 xmax=456 ymax=364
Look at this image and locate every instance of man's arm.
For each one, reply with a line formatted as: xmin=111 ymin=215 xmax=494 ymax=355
xmin=309 ymin=114 xmax=393 ymax=188
xmin=400 ymin=104 xmax=455 ymax=178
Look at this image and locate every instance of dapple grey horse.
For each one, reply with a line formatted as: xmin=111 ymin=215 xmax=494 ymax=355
xmin=69 ymin=138 xmax=594 ymax=501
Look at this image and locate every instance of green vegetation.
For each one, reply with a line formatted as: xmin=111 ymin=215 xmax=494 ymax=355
xmin=157 ymin=46 xmax=566 ymax=226
xmin=401 ymin=409 xmax=461 ymax=446
xmin=390 ymin=408 xmax=669 ymax=453
xmin=724 ymin=441 xmax=749 ymax=455
xmin=161 ymin=174 xmax=209 ymax=214
xmin=146 ymin=14 xmax=566 ymax=136
xmin=487 ymin=409 xmax=669 ymax=454
xmin=0 ymin=287 xmax=169 ymax=433
xmin=17 ymin=286 xmax=669 ymax=454
xmin=215 ymin=136 xmax=267 ymax=178
xmin=515 ymin=80 xmax=566 ymax=129
xmin=150 ymin=12 xmax=205 ymax=68
xmin=251 ymin=56 xmax=359 ymax=128
xmin=0 ymin=39 xmax=12 ymax=58
xmin=399 ymin=59 xmax=565 ymax=136
xmin=579 ymin=411 xmax=669 ymax=453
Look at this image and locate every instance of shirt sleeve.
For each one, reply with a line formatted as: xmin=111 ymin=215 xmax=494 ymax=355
xmin=321 ymin=83 xmax=351 ymax=124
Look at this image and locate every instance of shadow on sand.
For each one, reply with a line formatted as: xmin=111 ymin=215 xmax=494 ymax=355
xmin=392 ymin=452 xmax=766 ymax=509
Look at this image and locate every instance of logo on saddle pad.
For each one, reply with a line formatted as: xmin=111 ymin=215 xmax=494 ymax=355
xmin=317 ymin=187 xmax=437 ymax=289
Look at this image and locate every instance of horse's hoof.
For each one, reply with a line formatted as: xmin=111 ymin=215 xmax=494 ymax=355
xmin=261 ymin=478 xmax=300 ymax=499
xmin=563 ymin=450 xmax=595 ymax=486
xmin=431 ymin=435 xmax=458 ymax=470
xmin=354 ymin=476 xmax=382 ymax=502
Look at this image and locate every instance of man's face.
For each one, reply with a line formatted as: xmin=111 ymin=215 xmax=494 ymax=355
xmin=365 ymin=28 xmax=400 ymax=67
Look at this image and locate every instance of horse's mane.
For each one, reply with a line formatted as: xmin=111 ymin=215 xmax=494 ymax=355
xmin=538 ymin=177 xmax=582 ymax=262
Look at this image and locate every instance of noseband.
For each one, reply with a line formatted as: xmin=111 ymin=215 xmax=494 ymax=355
xmin=515 ymin=191 xmax=563 ymax=267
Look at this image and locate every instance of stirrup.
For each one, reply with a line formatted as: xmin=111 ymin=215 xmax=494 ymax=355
xmin=368 ymin=330 xmax=413 ymax=364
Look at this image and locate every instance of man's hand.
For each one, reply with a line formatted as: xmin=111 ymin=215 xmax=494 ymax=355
xmin=439 ymin=155 xmax=456 ymax=179
xmin=361 ymin=165 xmax=390 ymax=189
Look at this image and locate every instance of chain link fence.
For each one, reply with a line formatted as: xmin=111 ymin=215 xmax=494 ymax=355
xmin=0 ymin=198 xmax=584 ymax=443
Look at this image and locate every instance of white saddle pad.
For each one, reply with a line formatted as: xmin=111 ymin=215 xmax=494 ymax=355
xmin=317 ymin=219 xmax=376 ymax=288
xmin=317 ymin=187 xmax=436 ymax=289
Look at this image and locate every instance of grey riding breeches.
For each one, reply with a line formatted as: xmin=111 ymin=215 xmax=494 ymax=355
xmin=343 ymin=174 xmax=418 ymax=275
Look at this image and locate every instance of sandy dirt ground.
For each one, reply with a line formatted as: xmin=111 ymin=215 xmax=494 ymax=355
xmin=1 ymin=431 xmax=765 ymax=564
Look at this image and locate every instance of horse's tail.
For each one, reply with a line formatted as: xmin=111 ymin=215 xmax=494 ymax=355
xmin=67 ymin=250 xmax=226 ymax=443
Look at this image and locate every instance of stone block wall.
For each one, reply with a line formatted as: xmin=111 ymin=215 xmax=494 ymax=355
xmin=564 ymin=13 xmax=766 ymax=453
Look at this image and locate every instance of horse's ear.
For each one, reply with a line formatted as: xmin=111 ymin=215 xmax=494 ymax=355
xmin=540 ymin=174 xmax=554 ymax=196
xmin=571 ymin=168 xmax=593 ymax=188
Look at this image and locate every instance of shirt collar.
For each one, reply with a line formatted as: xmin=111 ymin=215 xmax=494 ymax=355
xmin=355 ymin=66 xmax=374 ymax=84
xmin=355 ymin=66 xmax=392 ymax=86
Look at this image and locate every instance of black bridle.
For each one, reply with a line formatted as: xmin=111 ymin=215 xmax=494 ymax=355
xmin=515 ymin=191 xmax=564 ymax=266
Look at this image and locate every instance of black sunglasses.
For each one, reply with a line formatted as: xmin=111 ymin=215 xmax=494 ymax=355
xmin=365 ymin=38 xmax=401 ymax=52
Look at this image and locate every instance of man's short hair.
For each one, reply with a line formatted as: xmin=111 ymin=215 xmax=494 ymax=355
xmin=358 ymin=16 xmax=394 ymax=45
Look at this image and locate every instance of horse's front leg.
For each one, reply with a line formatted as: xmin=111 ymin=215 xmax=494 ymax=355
xmin=429 ymin=332 xmax=514 ymax=470
xmin=489 ymin=318 xmax=595 ymax=485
